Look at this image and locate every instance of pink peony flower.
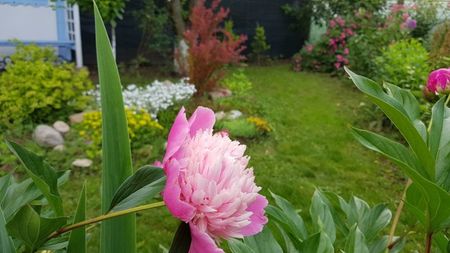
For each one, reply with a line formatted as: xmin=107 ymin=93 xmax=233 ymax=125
xmin=161 ymin=107 xmax=268 ymax=253
xmin=427 ymin=68 xmax=450 ymax=94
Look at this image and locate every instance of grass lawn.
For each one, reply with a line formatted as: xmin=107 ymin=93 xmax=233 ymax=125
xmin=59 ymin=64 xmax=408 ymax=252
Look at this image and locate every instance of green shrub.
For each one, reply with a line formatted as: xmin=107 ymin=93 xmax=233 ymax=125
xmin=251 ymin=24 xmax=271 ymax=64
xmin=216 ymin=119 xmax=258 ymax=139
xmin=221 ymin=68 xmax=252 ymax=96
xmin=374 ymin=39 xmax=430 ymax=90
xmin=0 ymin=44 xmax=93 ymax=128
xmin=428 ymin=21 xmax=450 ymax=68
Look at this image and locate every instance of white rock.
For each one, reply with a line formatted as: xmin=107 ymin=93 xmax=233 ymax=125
xmin=53 ymin=121 xmax=70 ymax=134
xmin=53 ymin=144 xmax=65 ymax=152
xmin=33 ymin=125 xmax=64 ymax=148
xmin=227 ymin=110 xmax=243 ymax=120
xmin=69 ymin=112 xmax=85 ymax=124
xmin=215 ymin=111 xmax=226 ymax=121
xmin=72 ymin=158 xmax=93 ymax=168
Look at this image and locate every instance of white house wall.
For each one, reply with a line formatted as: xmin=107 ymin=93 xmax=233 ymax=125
xmin=0 ymin=3 xmax=58 ymax=55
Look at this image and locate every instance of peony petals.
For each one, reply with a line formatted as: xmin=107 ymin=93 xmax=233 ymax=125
xmin=164 ymin=107 xmax=190 ymax=163
xmin=163 ymin=159 xmax=196 ymax=222
xmin=188 ymin=107 xmax=216 ymax=137
xmin=189 ymin=223 xmax=224 ymax=253
xmin=240 ymin=195 xmax=269 ymax=236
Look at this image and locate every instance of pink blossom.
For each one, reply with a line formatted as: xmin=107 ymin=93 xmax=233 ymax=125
xmin=329 ymin=20 xmax=336 ymax=28
xmin=427 ymin=68 xmax=450 ymax=94
xmin=334 ymin=62 xmax=341 ymax=69
xmin=402 ymin=12 xmax=410 ymax=21
xmin=161 ymin=107 xmax=268 ymax=253
xmin=344 ymin=48 xmax=349 ymax=55
xmin=343 ymin=58 xmax=349 ymax=65
xmin=336 ymin=54 xmax=344 ymax=62
xmin=340 ymin=32 xmax=346 ymax=40
xmin=329 ymin=38 xmax=336 ymax=46
xmin=336 ymin=16 xmax=345 ymax=27
xmin=345 ymin=28 xmax=354 ymax=36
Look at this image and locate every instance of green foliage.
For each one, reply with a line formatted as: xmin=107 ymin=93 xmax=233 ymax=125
xmin=221 ymin=68 xmax=253 ymax=96
xmin=216 ymin=119 xmax=258 ymax=139
xmin=429 ymin=21 xmax=450 ymax=69
xmin=347 ymin=68 xmax=450 ymax=249
xmin=68 ymin=0 xmax=126 ymax=25
xmin=374 ymin=39 xmax=430 ymax=90
xmin=0 ymin=44 xmax=93 ymax=128
xmin=75 ymin=109 xmax=163 ymax=159
xmin=411 ymin=0 xmax=439 ymax=39
xmin=133 ymin=0 xmax=173 ymax=65
xmin=251 ymin=25 xmax=271 ymax=64
xmin=230 ymin=190 xmax=396 ymax=252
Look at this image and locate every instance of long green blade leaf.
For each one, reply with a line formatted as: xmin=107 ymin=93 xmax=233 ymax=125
xmin=0 ymin=208 xmax=15 ymax=253
xmin=93 ymin=2 xmax=135 ymax=253
xmin=67 ymin=184 xmax=86 ymax=253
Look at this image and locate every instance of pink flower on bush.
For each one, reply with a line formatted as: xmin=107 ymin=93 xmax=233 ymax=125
xmin=329 ymin=20 xmax=336 ymax=28
xmin=340 ymin=32 xmax=346 ymax=40
xmin=404 ymin=18 xmax=417 ymax=30
xmin=427 ymin=68 xmax=450 ymax=94
xmin=161 ymin=107 xmax=268 ymax=253
xmin=334 ymin=62 xmax=341 ymax=69
xmin=336 ymin=16 xmax=345 ymax=26
xmin=344 ymin=48 xmax=349 ymax=55
xmin=336 ymin=54 xmax=344 ymax=62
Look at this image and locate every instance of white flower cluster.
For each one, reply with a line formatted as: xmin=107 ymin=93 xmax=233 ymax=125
xmin=87 ymin=78 xmax=196 ymax=117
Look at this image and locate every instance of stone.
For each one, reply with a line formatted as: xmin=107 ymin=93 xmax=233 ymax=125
xmin=33 ymin=125 xmax=64 ymax=148
xmin=69 ymin=112 xmax=85 ymax=124
xmin=215 ymin=111 xmax=226 ymax=121
xmin=53 ymin=145 xmax=65 ymax=152
xmin=227 ymin=110 xmax=243 ymax=120
xmin=209 ymin=88 xmax=232 ymax=100
xmin=53 ymin=121 xmax=70 ymax=134
xmin=72 ymin=158 xmax=93 ymax=168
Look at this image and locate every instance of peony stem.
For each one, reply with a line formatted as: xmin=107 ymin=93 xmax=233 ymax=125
xmin=387 ymin=179 xmax=412 ymax=250
xmin=47 ymin=201 xmax=165 ymax=240
xmin=425 ymin=232 xmax=433 ymax=253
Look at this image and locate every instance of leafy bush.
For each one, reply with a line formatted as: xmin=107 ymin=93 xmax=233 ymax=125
xmin=216 ymin=119 xmax=258 ymax=139
xmin=251 ymin=24 xmax=271 ymax=64
xmin=0 ymin=44 xmax=93 ymax=128
xmin=429 ymin=21 xmax=450 ymax=69
xmin=75 ymin=108 xmax=163 ymax=158
xmin=221 ymin=68 xmax=252 ymax=96
xmin=374 ymin=39 xmax=430 ymax=90
xmin=184 ymin=0 xmax=247 ymax=95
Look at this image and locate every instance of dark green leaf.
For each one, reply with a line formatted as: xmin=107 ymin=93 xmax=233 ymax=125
xmin=67 ymin=184 xmax=86 ymax=253
xmin=274 ymin=223 xmax=300 ymax=253
xmin=300 ymin=232 xmax=334 ymax=253
xmin=0 ymin=208 xmax=15 ymax=253
xmin=6 ymin=205 xmax=40 ymax=249
xmin=0 ymin=174 xmax=11 ymax=204
xmin=109 ymin=166 xmax=165 ymax=212
xmin=5 ymin=140 xmax=63 ymax=216
xmin=169 ymin=222 xmax=191 ymax=253
xmin=228 ymin=238 xmax=256 ymax=253
xmin=243 ymin=227 xmax=283 ymax=253
xmin=344 ymin=225 xmax=369 ymax=253
xmin=345 ymin=68 xmax=434 ymax=179
xmin=436 ymin=142 xmax=450 ymax=191
xmin=35 ymin=216 xmax=67 ymax=247
xmin=94 ymin=1 xmax=136 ymax=252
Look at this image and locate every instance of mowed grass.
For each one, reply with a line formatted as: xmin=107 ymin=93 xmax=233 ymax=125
xmin=60 ymin=64 xmax=407 ymax=252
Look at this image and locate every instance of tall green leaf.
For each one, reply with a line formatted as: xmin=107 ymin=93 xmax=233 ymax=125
xmin=67 ymin=184 xmax=86 ymax=253
xmin=5 ymin=140 xmax=63 ymax=216
xmin=344 ymin=225 xmax=369 ymax=253
xmin=310 ymin=191 xmax=336 ymax=243
xmin=228 ymin=238 xmax=256 ymax=253
xmin=345 ymin=67 xmax=435 ymax=179
xmin=300 ymin=232 xmax=334 ymax=253
xmin=93 ymin=2 xmax=136 ymax=253
xmin=243 ymin=227 xmax=283 ymax=253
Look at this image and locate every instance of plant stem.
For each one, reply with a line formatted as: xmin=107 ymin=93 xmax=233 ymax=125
xmin=47 ymin=201 xmax=165 ymax=240
xmin=387 ymin=179 xmax=412 ymax=250
xmin=425 ymin=232 xmax=433 ymax=253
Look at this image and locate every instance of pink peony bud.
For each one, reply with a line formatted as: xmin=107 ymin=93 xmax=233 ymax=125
xmin=427 ymin=68 xmax=450 ymax=94
xmin=161 ymin=107 xmax=268 ymax=253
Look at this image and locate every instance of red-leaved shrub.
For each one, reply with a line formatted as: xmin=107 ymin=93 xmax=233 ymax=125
xmin=184 ymin=0 xmax=247 ymax=95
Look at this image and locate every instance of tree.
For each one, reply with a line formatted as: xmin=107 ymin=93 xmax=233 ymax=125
xmin=184 ymin=0 xmax=247 ymax=95
xmin=251 ymin=24 xmax=271 ymax=64
xmin=68 ymin=0 xmax=127 ymax=57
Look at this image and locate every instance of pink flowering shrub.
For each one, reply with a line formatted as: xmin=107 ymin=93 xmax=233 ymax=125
xmin=161 ymin=106 xmax=268 ymax=252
